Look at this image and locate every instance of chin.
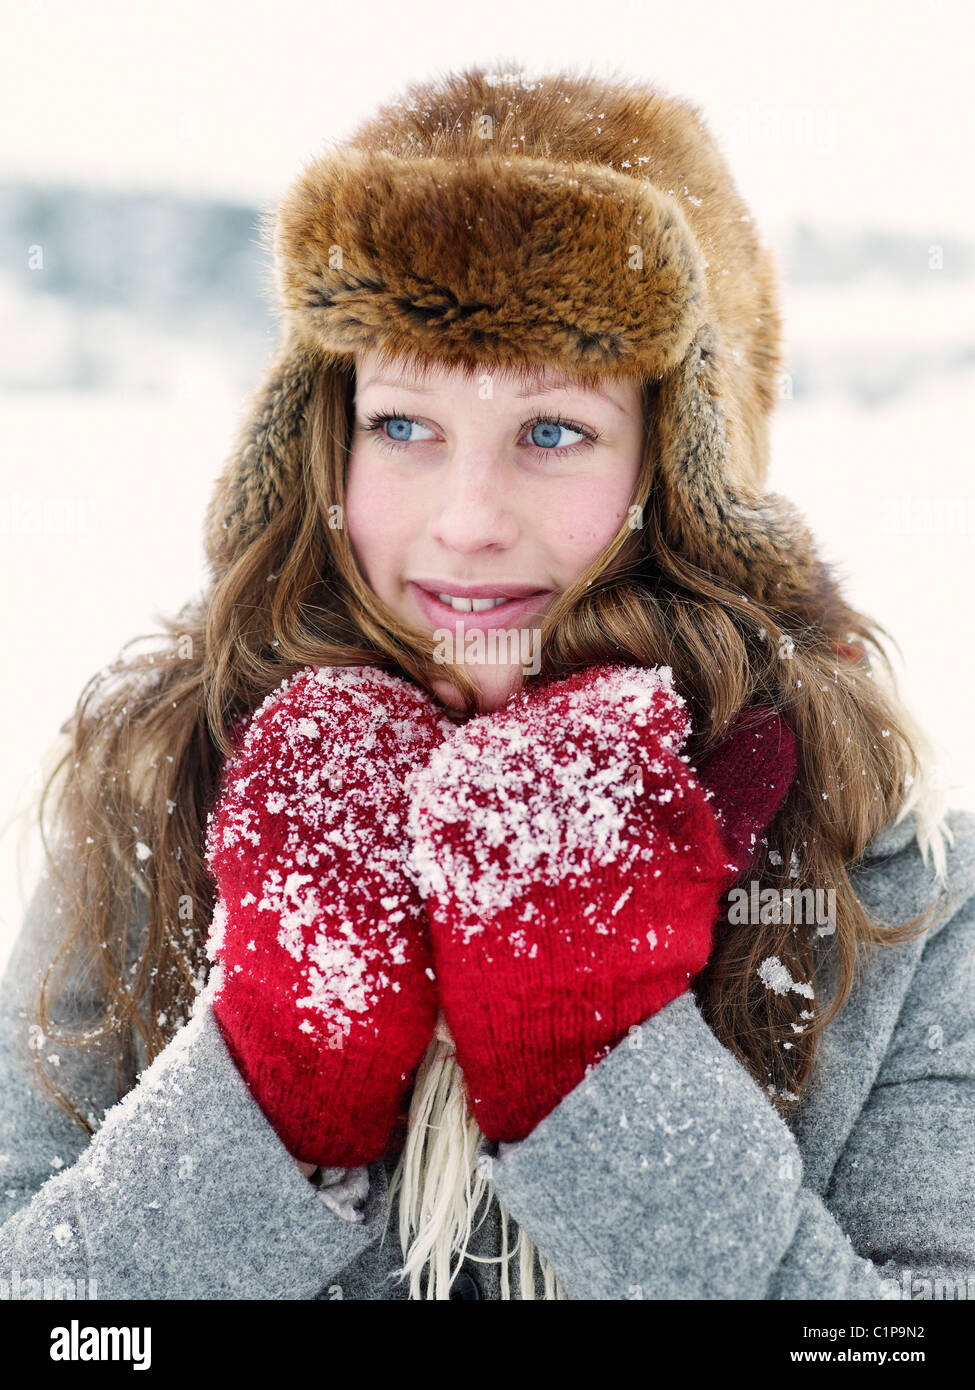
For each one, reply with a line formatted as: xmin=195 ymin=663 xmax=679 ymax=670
xmin=475 ymin=669 xmax=525 ymax=713
xmin=432 ymin=670 xmax=523 ymax=718
xmin=430 ymin=678 xmax=468 ymax=713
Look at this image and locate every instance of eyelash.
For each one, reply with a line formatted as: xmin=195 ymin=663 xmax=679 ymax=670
xmin=358 ymin=409 xmax=600 ymax=459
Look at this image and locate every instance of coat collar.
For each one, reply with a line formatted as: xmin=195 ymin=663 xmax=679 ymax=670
xmin=857 ymin=811 xmax=919 ymax=861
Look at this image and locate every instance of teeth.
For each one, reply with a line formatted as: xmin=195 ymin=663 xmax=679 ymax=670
xmin=435 ymin=592 xmax=511 ymax=612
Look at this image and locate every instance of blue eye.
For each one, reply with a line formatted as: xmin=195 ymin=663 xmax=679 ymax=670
xmin=359 ymin=410 xmax=598 ymax=458
xmin=529 ymin=418 xmax=588 ymax=449
xmin=375 ymin=415 xmax=436 ymax=444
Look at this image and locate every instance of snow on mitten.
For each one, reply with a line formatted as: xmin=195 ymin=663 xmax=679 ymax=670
xmin=404 ymin=663 xmax=796 ymax=1143
xmin=205 ymin=664 xmax=456 ymax=1168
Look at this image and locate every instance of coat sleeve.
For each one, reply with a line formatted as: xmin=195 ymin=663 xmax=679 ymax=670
xmin=0 ymin=861 xmax=385 ymax=1299
xmin=482 ymin=889 xmax=975 ymax=1300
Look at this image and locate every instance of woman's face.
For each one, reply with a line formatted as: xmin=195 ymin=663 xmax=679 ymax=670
xmin=344 ymin=350 xmax=645 ymax=715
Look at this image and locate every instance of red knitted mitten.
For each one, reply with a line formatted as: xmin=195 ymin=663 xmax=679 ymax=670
xmin=405 ymin=663 xmax=796 ymax=1142
xmin=205 ymin=664 xmax=455 ymax=1168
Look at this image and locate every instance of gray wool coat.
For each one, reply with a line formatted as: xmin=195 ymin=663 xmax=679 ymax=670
xmin=2 ymin=806 xmax=974 ymax=1301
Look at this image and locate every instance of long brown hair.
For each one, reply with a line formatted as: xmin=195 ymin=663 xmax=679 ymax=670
xmin=27 ymin=352 xmax=951 ymax=1295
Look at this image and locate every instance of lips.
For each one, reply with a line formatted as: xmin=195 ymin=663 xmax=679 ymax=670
xmin=410 ymin=579 xmax=549 ymax=600
xmin=408 ymin=581 xmax=551 ymax=631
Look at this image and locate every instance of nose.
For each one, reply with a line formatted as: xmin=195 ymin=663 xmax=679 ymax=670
xmin=428 ymin=450 xmax=520 ymax=554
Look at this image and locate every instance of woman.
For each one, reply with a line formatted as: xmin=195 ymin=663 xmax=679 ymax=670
xmin=2 ymin=60 xmax=973 ymax=1301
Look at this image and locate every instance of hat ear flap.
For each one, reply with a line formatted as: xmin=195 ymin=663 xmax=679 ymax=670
xmin=203 ymin=328 xmax=322 ymax=578
xmin=654 ymin=322 xmax=849 ymax=627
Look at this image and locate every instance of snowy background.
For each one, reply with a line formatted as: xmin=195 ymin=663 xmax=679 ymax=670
xmin=1 ymin=0 xmax=973 ymax=969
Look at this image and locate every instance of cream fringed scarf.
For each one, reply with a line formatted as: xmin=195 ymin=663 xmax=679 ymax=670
xmin=377 ymin=1010 xmax=567 ymax=1300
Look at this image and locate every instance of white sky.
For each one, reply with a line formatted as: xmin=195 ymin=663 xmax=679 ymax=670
xmin=2 ymin=0 xmax=973 ymax=241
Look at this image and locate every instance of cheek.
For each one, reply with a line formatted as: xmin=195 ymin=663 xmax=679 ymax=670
xmin=344 ymin=452 xmax=412 ymax=576
xmin=543 ymin=467 xmax=638 ymax=568
xmin=344 ymin=453 xmax=377 ymax=554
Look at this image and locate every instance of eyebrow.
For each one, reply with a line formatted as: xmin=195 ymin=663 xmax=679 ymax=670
xmin=358 ymin=375 xmax=626 ymax=416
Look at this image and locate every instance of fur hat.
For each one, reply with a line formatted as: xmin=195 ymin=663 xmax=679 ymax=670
xmin=203 ymin=60 xmax=842 ymax=626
